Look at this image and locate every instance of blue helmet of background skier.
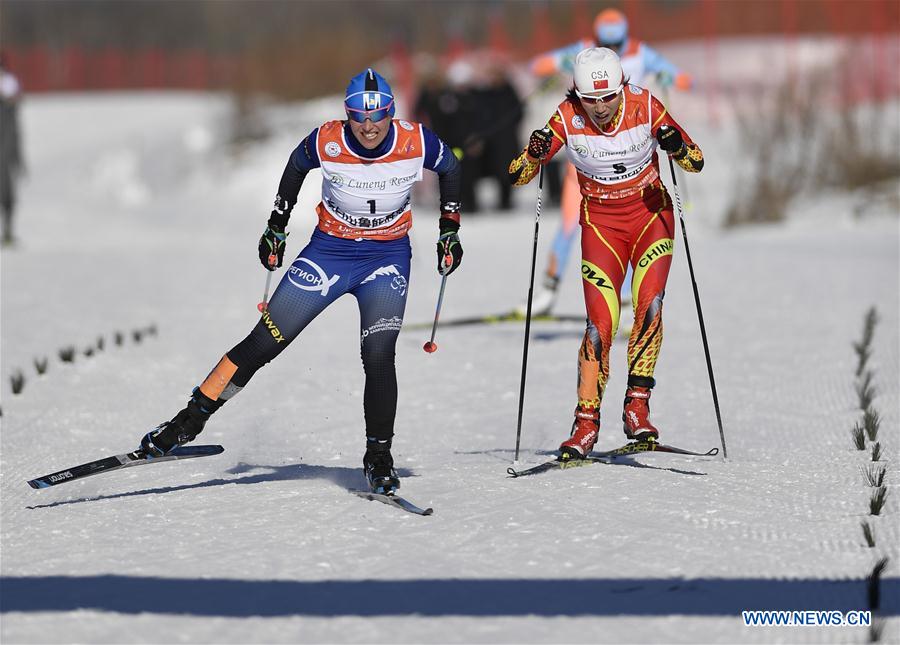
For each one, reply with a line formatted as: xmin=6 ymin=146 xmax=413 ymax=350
xmin=594 ymin=8 xmax=629 ymax=53
xmin=344 ymin=68 xmax=395 ymax=123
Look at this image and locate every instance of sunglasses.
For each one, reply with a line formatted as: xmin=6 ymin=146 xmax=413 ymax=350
xmin=575 ymin=88 xmax=621 ymax=104
xmin=345 ymin=101 xmax=394 ymax=124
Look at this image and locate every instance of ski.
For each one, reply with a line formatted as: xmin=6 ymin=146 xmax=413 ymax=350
xmin=349 ymin=489 xmax=434 ymax=516
xmin=594 ymin=440 xmax=719 ymax=458
xmin=507 ymin=457 xmax=603 ymax=478
xmin=405 ymin=311 xmax=586 ymax=330
xmin=27 ymin=445 xmax=225 ymax=489
xmin=507 ymin=441 xmax=718 ymax=478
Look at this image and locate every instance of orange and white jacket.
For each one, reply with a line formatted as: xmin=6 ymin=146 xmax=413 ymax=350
xmin=315 ymin=119 xmax=426 ymax=241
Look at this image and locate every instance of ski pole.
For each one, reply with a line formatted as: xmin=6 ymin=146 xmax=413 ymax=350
xmin=423 ymin=251 xmax=453 ymax=353
xmin=257 ymin=254 xmax=276 ymax=313
xmin=513 ymin=163 xmax=545 ymax=462
xmin=658 ymin=81 xmax=692 ymax=212
xmin=666 ymin=155 xmax=728 ymax=459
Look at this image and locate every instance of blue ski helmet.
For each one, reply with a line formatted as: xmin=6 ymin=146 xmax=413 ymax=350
xmin=594 ymin=9 xmax=628 ymax=50
xmin=344 ymin=68 xmax=395 ymax=123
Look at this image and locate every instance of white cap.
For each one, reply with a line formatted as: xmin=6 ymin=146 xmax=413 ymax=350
xmin=573 ymin=47 xmax=623 ymax=96
xmin=446 ymin=60 xmax=474 ymax=88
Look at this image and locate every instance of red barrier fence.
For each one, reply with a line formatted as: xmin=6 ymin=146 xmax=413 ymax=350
xmin=2 ymin=47 xmax=238 ymax=92
xmin=2 ymin=0 xmax=896 ymax=96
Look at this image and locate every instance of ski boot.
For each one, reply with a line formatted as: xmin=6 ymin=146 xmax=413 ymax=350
xmin=515 ymin=274 xmax=559 ymax=318
xmin=558 ymin=405 xmax=600 ymax=461
xmin=622 ymin=376 xmax=659 ymax=442
xmin=141 ymin=388 xmax=223 ymax=458
xmin=363 ymin=438 xmax=400 ymax=494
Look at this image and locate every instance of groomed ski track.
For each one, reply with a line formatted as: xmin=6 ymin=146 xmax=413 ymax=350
xmin=2 ymin=45 xmax=899 ymax=644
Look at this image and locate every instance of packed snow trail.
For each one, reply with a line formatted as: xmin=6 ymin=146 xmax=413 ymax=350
xmin=2 ymin=84 xmax=898 ymax=643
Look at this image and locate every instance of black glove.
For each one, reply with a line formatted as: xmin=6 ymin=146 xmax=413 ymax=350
xmin=656 ymin=125 xmax=685 ymax=155
xmin=527 ymin=127 xmax=553 ymax=160
xmin=258 ymin=220 xmax=288 ymax=271
xmin=436 ymin=217 xmax=463 ymax=276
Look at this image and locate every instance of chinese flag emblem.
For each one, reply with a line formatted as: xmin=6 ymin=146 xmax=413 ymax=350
xmin=593 ymin=79 xmax=609 ymax=90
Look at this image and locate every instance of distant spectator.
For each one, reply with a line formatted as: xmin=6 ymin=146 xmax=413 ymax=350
xmin=467 ymin=63 xmax=523 ymax=211
xmin=0 ymin=52 xmax=23 ymax=247
xmin=416 ymin=58 xmax=523 ymax=213
xmin=442 ymin=60 xmax=484 ymax=212
xmin=414 ymin=64 xmax=473 ymax=161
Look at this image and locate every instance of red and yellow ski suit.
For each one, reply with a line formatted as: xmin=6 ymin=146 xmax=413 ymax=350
xmin=509 ymin=85 xmax=703 ymax=409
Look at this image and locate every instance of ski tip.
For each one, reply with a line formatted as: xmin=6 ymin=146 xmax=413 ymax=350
xmin=26 ymin=479 xmax=48 ymax=490
xmin=707 ymin=448 xmax=720 ymax=456
xmin=349 ymin=489 xmax=433 ymax=515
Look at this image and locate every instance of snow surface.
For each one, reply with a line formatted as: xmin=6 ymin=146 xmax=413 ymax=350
xmin=2 ymin=53 xmax=899 ymax=644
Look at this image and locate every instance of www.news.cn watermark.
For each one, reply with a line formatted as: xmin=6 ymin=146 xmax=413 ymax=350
xmin=742 ymin=610 xmax=872 ymax=627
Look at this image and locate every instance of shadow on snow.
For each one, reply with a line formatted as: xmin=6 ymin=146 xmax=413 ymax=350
xmin=25 ymin=462 xmax=419 ymax=510
xmin=454 ymin=448 xmax=710 ymax=476
xmin=1 ymin=575 xmax=896 ymax=617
